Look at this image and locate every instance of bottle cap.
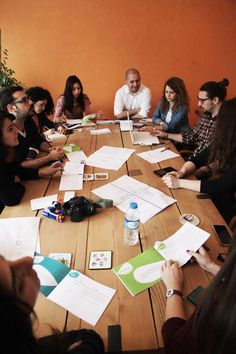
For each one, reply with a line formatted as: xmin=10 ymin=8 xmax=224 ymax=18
xmin=130 ymin=202 xmax=138 ymax=209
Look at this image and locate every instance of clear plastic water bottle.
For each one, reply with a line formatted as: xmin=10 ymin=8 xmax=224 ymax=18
xmin=124 ymin=202 xmax=140 ymax=245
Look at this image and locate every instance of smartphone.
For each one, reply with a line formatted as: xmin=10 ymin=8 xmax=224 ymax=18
xmin=196 ymin=193 xmax=211 ymax=199
xmin=187 ymin=286 xmax=204 ymax=305
xmin=153 ymin=166 xmax=177 ymax=177
xmin=212 ymin=225 xmax=232 ymax=247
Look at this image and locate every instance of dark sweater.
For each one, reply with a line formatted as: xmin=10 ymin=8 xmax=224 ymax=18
xmin=0 ymin=161 xmax=39 ymax=206
xmin=190 ymin=148 xmax=236 ymax=222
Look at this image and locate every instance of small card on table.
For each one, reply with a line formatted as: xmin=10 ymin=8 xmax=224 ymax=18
xmin=89 ymin=250 xmax=112 ymax=270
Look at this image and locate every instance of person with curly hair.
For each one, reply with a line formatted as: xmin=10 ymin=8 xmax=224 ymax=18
xmin=152 ymin=77 xmax=189 ymax=132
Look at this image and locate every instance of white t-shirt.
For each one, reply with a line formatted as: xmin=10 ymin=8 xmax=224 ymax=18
xmin=114 ymin=84 xmax=151 ymax=118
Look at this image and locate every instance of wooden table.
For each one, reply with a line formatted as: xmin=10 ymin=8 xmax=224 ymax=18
xmin=1 ymin=125 xmax=228 ymax=350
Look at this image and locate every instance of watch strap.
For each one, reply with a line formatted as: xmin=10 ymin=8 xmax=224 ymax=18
xmin=166 ymin=289 xmax=184 ymax=299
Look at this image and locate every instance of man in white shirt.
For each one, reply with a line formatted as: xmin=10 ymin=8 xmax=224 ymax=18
xmin=114 ymin=68 xmax=151 ymax=119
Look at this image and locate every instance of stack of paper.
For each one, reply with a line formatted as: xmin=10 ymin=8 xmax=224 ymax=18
xmin=59 ymin=161 xmax=85 ymax=191
xmin=86 ymin=146 xmax=135 ymax=171
xmin=92 ymin=175 xmax=176 ymax=223
xmin=90 ymin=128 xmax=111 ymax=135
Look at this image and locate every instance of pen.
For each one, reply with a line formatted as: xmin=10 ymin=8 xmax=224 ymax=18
xmin=43 ymin=125 xmax=50 ymax=130
xmin=160 ymin=147 xmax=169 ymax=153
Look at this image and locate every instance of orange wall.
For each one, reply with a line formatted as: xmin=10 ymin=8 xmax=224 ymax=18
xmin=0 ymin=0 xmax=236 ymax=126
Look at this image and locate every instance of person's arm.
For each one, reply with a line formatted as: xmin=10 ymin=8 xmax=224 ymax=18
xmin=54 ymin=96 xmax=66 ymax=123
xmin=162 ymin=174 xmax=201 ymax=192
xmin=114 ymin=88 xmax=142 ymax=119
xmin=161 ymin=260 xmax=186 ymax=321
xmin=83 ymin=95 xmax=92 ymax=115
xmin=154 ymin=129 xmax=183 ymax=142
xmin=133 ymin=87 xmax=151 ymax=118
xmin=152 ymin=102 xmax=162 ymax=125
xmin=115 ymin=108 xmax=141 ymax=119
xmin=20 ymin=148 xmax=64 ymax=169
xmin=187 ymin=247 xmax=221 ymax=275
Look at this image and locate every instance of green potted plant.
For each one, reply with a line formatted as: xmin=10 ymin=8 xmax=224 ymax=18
xmin=0 ymin=48 xmax=22 ymax=88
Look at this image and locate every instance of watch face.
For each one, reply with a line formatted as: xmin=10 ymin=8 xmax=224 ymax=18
xmin=166 ymin=289 xmax=174 ymax=297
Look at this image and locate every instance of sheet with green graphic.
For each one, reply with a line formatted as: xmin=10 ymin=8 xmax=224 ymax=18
xmin=113 ymin=247 xmax=165 ymax=296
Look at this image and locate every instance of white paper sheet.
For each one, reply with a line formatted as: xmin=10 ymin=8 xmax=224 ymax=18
xmin=0 ymin=217 xmax=40 ymax=260
xmin=86 ymin=146 xmax=135 ymax=171
xmin=48 ymin=270 xmax=116 ymax=326
xmin=90 ymin=128 xmax=111 ymax=135
xmin=59 ymin=162 xmax=84 ymax=191
xmin=155 ymin=222 xmax=210 ymax=266
xmin=120 ymin=120 xmax=133 ymax=131
xmin=47 ymin=133 xmax=66 ymax=141
xmin=31 ymin=194 xmax=58 ymax=211
xmin=66 ymin=150 xmax=87 ymax=163
xmin=92 ymin=175 xmax=176 ymax=223
xmin=137 ymin=148 xmax=180 ymax=163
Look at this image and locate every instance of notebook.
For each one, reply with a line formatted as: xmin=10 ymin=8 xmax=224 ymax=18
xmin=127 ymin=112 xmax=160 ymax=145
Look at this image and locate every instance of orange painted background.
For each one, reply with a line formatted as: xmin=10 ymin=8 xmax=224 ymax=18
xmin=0 ymin=0 xmax=236 ymax=125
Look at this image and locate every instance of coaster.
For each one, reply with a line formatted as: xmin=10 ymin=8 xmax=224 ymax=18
xmin=89 ymin=250 xmax=112 ymax=269
xmin=179 ymin=213 xmax=200 ymax=226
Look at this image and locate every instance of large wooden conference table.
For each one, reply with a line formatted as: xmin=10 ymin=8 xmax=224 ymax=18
xmin=1 ymin=124 xmax=228 ymax=351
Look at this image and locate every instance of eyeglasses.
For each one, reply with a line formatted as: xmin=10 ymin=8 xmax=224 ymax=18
xmin=197 ymin=97 xmax=211 ymax=104
xmin=14 ymin=96 xmax=29 ymax=105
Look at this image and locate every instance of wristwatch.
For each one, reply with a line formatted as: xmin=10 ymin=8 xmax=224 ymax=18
xmin=166 ymin=289 xmax=184 ymax=299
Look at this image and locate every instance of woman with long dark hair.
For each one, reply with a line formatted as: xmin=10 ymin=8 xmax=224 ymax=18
xmin=0 ymin=255 xmax=104 ymax=354
xmin=161 ymin=229 xmax=236 ymax=354
xmin=27 ymin=86 xmax=66 ymax=139
xmin=54 ymin=75 xmax=103 ymax=123
xmin=162 ymin=97 xmax=236 ymax=223
xmin=0 ymin=111 xmax=62 ymax=207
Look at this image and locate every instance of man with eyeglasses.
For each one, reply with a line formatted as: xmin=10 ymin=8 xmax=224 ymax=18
xmin=0 ymin=86 xmax=64 ymax=169
xmin=114 ymin=68 xmax=151 ymax=119
xmin=154 ymin=79 xmax=229 ymax=157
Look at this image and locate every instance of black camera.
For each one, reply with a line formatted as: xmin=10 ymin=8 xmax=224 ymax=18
xmin=63 ymin=196 xmax=97 ymax=222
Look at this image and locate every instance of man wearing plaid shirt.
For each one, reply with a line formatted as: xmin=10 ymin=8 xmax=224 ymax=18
xmin=154 ymin=79 xmax=229 ymax=157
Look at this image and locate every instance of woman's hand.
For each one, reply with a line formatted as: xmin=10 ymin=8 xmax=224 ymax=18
xmin=161 ymin=260 xmax=184 ymax=290
xmin=138 ymin=126 xmax=153 ymax=132
xmin=57 ymin=125 xmax=66 ymax=134
xmin=187 ymin=247 xmax=221 ymax=275
xmin=96 ymin=111 xmax=104 ymax=120
xmin=162 ymin=174 xmax=181 ymax=189
xmin=38 ymin=162 xmax=63 ymax=177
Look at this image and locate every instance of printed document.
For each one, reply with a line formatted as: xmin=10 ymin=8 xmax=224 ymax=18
xmin=0 ymin=217 xmax=40 ymax=260
xmin=137 ymin=148 xmax=180 ymax=163
xmin=31 ymin=194 xmax=58 ymax=210
xmin=92 ymin=175 xmax=176 ymax=223
xmin=59 ymin=161 xmax=84 ymax=190
xmin=86 ymin=146 xmax=135 ymax=171
xmin=34 ymin=254 xmax=116 ymax=326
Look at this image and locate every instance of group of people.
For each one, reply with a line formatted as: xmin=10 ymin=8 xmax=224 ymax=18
xmin=1 ymin=69 xmax=236 ymax=353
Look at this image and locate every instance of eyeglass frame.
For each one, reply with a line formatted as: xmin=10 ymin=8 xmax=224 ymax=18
xmin=13 ymin=96 xmax=29 ymax=105
xmin=197 ymin=97 xmax=212 ymax=104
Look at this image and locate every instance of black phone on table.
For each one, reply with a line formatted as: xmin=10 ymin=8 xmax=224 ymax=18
xmin=153 ymin=166 xmax=177 ymax=177
xmin=212 ymin=225 xmax=232 ymax=247
xmin=186 ymin=286 xmax=204 ymax=305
